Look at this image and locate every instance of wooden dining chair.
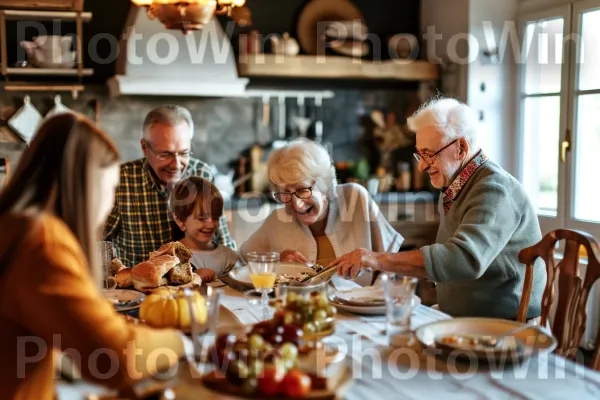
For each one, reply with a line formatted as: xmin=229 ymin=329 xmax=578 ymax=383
xmin=0 ymin=157 xmax=9 ymax=186
xmin=517 ymin=229 xmax=600 ymax=370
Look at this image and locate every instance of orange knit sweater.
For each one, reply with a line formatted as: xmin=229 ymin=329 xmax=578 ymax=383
xmin=0 ymin=213 xmax=185 ymax=400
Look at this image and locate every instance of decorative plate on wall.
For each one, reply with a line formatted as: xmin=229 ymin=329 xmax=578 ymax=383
xmin=296 ymin=0 xmax=364 ymax=55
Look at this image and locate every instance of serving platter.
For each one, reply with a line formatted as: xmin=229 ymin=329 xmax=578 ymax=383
xmin=227 ymin=262 xmax=317 ymax=290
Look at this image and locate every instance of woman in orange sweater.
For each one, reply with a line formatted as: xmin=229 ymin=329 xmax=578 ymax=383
xmin=0 ymin=113 xmax=190 ymax=399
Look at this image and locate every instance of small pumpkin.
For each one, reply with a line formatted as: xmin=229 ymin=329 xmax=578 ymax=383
xmin=139 ymin=287 xmax=207 ymax=331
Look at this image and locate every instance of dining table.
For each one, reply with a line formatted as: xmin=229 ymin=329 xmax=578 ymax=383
xmin=57 ymin=284 xmax=600 ymax=400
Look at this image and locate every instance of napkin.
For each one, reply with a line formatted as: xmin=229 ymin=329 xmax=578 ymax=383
xmin=330 ymin=274 xmax=362 ymax=291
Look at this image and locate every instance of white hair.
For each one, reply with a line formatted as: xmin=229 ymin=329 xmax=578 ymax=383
xmin=267 ymin=138 xmax=337 ymax=199
xmin=407 ymin=98 xmax=480 ymax=149
xmin=142 ymin=105 xmax=194 ymax=140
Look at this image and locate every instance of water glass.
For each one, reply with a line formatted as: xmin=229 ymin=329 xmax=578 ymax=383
xmin=381 ymin=273 xmax=418 ymax=346
xmin=98 ymin=241 xmax=114 ymax=279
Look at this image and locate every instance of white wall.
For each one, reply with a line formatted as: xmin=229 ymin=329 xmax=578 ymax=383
xmin=420 ymin=0 xmax=519 ymax=174
xmin=468 ymin=0 xmax=519 ymax=173
xmin=420 ymin=0 xmax=470 ymax=102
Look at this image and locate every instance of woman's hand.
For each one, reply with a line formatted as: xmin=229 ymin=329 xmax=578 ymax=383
xmin=280 ymin=250 xmax=309 ymax=263
xmin=329 ymin=248 xmax=381 ymax=279
xmin=196 ymin=268 xmax=216 ymax=282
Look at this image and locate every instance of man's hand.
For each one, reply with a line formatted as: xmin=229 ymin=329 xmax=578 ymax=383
xmin=280 ymin=250 xmax=309 ymax=263
xmin=329 ymin=248 xmax=381 ymax=279
xmin=196 ymin=268 xmax=216 ymax=282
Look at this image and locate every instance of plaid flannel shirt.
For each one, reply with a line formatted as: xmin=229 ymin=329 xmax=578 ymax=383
xmin=103 ymin=157 xmax=236 ymax=267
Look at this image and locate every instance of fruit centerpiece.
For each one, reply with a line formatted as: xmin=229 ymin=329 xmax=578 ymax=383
xmin=205 ymin=288 xmax=342 ymax=398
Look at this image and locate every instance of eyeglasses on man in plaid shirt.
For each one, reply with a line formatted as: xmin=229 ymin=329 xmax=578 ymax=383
xmin=103 ymin=157 xmax=236 ymax=267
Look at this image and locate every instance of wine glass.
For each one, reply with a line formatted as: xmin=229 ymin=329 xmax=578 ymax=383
xmin=246 ymin=251 xmax=279 ymax=320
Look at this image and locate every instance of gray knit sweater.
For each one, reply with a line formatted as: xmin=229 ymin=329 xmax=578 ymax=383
xmin=421 ymin=160 xmax=547 ymax=319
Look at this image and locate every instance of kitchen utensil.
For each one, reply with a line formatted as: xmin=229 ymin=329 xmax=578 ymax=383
xmin=298 ymin=263 xmax=337 ymax=285
xmin=20 ymin=35 xmax=76 ymax=68
xmin=297 ymin=0 xmax=364 ymax=55
xmin=45 ymin=95 xmax=73 ymax=119
xmin=227 ymin=262 xmax=317 ymax=290
xmin=8 ymin=96 xmax=42 ymax=144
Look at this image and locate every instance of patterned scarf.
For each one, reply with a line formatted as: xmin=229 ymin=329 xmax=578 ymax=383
xmin=442 ymin=151 xmax=488 ymax=215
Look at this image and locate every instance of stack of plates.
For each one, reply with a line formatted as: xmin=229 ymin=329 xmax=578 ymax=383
xmin=329 ymin=286 xmax=421 ymax=316
xmin=103 ymin=289 xmax=145 ymax=312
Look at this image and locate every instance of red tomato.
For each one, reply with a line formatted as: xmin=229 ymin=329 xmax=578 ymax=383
xmin=257 ymin=365 xmax=284 ymax=396
xmin=282 ymin=369 xmax=312 ymax=398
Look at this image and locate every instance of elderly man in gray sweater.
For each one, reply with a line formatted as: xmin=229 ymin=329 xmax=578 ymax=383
xmin=332 ymin=98 xmax=547 ymax=320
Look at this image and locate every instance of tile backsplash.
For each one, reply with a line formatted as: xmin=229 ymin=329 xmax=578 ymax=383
xmin=0 ymin=86 xmax=416 ymax=175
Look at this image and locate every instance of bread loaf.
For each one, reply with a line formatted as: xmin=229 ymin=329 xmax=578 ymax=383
xmin=115 ymin=268 xmax=133 ymax=288
xmin=167 ymin=262 xmax=193 ymax=284
xmin=109 ymin=257 xmax=127 ymax=276
xmin=150 ymin=242 xmax=192 ymax=264
xmin=131 ymin=254 xmax=180 ymax=292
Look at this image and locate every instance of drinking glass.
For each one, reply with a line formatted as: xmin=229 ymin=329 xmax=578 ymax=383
xmin=246 ymin=252 xmax=279 ymax=320
xmin=98 ymin=241 xmax=114 ymax=284
xmin=381 ymin=273 xmax=418 ymax=346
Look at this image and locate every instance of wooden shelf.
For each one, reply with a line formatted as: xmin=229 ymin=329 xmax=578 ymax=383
xmin=0 ymin=0 xmax=83 ymax=12
xmin=3 ymin=83 xmax=85 ymax=99
xmin=237 ymin=54 xmax=439 ymax=82
xmin=5 ymin=67 xmax=93 ymax=76
xmin=0 ymin=9 xmax=92 ymax=21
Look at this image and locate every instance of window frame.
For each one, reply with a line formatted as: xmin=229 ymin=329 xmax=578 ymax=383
xmin=516 ymin=4 xmax=573 ymax=236
xmin=564 ymin=0 xmax=600 ymax=239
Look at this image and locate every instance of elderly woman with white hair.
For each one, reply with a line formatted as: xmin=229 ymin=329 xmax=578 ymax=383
xmin=331 ymin=98 xmax=547 ymax=320
xmin=240 ymin=138 xmax=403 ymax=286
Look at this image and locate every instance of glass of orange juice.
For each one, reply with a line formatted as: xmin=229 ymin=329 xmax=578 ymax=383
xmin=246 ymin=251 xmax=279 ymax=320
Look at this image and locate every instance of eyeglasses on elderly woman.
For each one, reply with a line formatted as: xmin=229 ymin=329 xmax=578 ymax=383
xmin=272 ymin=186 xmax=313 ymax=203
xmin=413 ymin=139 xmax=459 ymax=166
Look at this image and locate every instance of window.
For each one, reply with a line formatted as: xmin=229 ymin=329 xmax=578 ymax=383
xmin=518 ymin=0 xmax=600 ymax=239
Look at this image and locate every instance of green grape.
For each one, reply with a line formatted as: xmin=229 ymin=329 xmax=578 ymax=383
xmin=316 ymin=294 xmax=329 ymax=308
xmin=314 ymin=309 xmax=328 ymax=322
xmin=280 ymin=342 xmax=299 ymax=362
xmin=325 ymin=305 xmax=336 ymax=317
xmin=284 ymin=357 xmax=296 ymax=371
xmin=286 ymin=292 xmax=298 ymax=304
xmin=248 ymin=334 xmax=264 ymax=351
xmin=283 ymin=311 xmax=295 ymax=325
xmin=303 ymin=322 xmax=317 ymax=334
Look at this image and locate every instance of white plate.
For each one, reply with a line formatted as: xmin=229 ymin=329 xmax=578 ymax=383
xmin=330 ymin=295 xmax=421 ymax=316
xmin=414 ymin=318 xmax=557 ymax=363
xmin=103 ymin=289 xmax=145 ymax=311
xmin=227 ymin=262 xmax=317 ymax=288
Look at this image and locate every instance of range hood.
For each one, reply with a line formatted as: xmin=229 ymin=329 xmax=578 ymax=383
xmin=108 ymin=7 xmax=249 ymax=97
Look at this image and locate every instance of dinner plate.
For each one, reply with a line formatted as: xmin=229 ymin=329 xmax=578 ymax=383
xmin=414 ymin=318 xmax=557 ymax=364
xmin=330 ymin=295 xmax=421 ymax=316
xmin=103 ymin=289 xmax=145 ymax=311
xmin=227 ymin=262 xmax=317 ymax=289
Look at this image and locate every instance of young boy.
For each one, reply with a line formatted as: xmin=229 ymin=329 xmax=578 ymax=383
xmin=170 ymin=176 xmax=239 ymax=282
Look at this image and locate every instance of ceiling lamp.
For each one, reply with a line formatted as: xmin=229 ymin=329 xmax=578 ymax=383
xmin=131 ymin=0 xmax=247 ymax=34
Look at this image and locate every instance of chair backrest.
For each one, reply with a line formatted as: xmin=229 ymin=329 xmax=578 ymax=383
xmin=0 ymin=157 xmax=9 ymax=186
xmin=518 ymin=229 xmax=600 ymax=370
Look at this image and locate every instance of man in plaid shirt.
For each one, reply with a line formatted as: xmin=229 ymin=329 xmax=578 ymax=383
xmin=103 ymin=105 xmax=236 ymax=267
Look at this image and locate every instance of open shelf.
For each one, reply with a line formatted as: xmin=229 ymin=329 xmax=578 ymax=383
xmin=5 ymin=67 xmax=93 ymax=76
xmin=237 ymin=54 xmax=439 ymax=82
xmin=0 ymin=9 xmax=92 ymax=21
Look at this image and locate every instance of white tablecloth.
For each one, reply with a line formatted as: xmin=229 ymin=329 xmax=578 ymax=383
xmin=57 ymin=286 xmax=600 ymax=400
